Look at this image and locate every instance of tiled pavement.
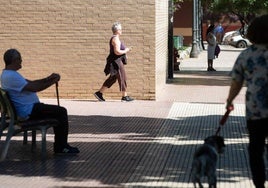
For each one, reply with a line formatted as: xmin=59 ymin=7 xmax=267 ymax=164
xmin=0 ymin=45 xmax=264 ymax=188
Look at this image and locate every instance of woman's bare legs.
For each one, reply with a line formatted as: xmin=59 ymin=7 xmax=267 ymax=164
xmin=99 ymin=86 xmax=108 ymax=94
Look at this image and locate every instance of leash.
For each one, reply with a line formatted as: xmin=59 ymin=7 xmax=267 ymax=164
xmin=55 ymin=82 xmax=60 ymax=106
xmin=215 ymin=105 xmax=234 ymax=135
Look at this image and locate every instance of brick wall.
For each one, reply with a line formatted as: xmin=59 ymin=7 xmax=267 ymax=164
xmin=173 ymin=1 xmax=193 ymax=46
xmin=0 ymin=0 xmax=168 ymax=100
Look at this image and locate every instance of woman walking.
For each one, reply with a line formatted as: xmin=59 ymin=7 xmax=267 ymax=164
xmin=94 ymin=22 xmax=133 ymax=102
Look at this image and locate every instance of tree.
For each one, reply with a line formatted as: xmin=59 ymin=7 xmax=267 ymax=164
xmin=174 ymin=0 xmax=267 ymax=22
xmin=206 ymin=0 xmax=267 ymax=18
xmin=173 ymin=0 xmax=184 ymax=12
xmin=202 ymin=0 xmax=268 ymax=34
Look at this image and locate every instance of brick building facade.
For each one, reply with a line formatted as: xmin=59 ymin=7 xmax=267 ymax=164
xmin=0 ymin=0 xmax=169 ymax=100
xmin=173 ymin=1 xmax=193 ymax=46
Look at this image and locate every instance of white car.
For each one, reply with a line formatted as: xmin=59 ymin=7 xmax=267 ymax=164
xmin=229 ymin=35 xmax=252 ymax=48
xmin=222 ymin=30 xmax=239 ymax=45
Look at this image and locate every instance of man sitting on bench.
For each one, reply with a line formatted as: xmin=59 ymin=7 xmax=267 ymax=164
xmin=0 ymin=48 xmax=79 ymax=155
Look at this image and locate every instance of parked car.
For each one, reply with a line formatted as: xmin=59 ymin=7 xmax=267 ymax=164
xmin=222 ymin=30 xmax=239 ymax=45
xmin=229 ymin=35 xmax=252 ymax=48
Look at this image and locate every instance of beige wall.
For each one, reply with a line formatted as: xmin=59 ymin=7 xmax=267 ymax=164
xmin=0 ymin=0 xmax=168 ymax=100
xmin=155 ymin=0 xmax=168 ymax=100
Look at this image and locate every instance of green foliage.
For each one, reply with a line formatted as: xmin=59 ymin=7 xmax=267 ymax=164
xmin=203 ymin=0 xmax=268 ymax=25
xmin=173 ymin=0 xmax=184 ymax=12
xmin=173 ymin=0 xmax=267 ymax=31
xmin=210 ymin=0 xmax=268 ymax=13
xmin=173 ymin=0 xmax=184 ymax=3
xmin=177 ymin=46 xmax=188 ymax=51
xmin=206 ymin=0 xmax=268 ymax=17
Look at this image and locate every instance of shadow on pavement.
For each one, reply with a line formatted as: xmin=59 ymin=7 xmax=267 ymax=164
xmin=168 ymin=71 xmax=232 ymax=86
xmin=0 ymin=114 xmax=252 ymax=187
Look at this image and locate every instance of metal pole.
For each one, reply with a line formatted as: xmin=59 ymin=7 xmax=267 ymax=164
xmin=190 ymin=0 xmax=199 ymax=58
xmin=168 ymin=0 xmax=174 ymax=79
xmin=197 ymin=0 xmax=202 ymax=52
xmin=195 ymin=0 xmax=200 ymax=54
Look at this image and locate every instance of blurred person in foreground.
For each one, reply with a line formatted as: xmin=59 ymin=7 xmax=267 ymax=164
xmin=226 ymin=14 xmax=268 ymax=188
xmin=0 ymin=49 xmax=80 ymax=155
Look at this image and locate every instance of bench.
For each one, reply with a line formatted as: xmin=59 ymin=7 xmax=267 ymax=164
xmin=0 ymin=88 xmax=59 ymax=161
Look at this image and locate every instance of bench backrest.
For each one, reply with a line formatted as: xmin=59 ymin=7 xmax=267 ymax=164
xmin=0 ymin=88 xmax=17 ymax=125
xmin=0 ymin=88 xmax=60 ymax=160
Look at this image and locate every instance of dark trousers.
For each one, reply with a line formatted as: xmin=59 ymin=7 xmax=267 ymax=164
xmin=103 ymin=60 xmax=127 ymax=91
xmin=29 ymin=103 xmax=69 ymax=151
xmin=247 ymin=118 xmax=268 ymax=188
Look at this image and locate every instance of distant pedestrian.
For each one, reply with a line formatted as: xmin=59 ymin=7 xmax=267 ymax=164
xmin=206 ymin=24 xmax=217 ymax=71
xmin=94 ymin=22 xmax=134 ymax=102
xmin=214 ymin=23 xmax=224 ymax=43
xmin=226 ymin=14 xmax=268 ymax=188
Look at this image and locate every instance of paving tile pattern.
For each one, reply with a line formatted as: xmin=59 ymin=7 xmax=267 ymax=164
xmin=0 ymin=46 xmax=266 ymax=188
xmin=0 ymin=103 xmax=256 ymax=188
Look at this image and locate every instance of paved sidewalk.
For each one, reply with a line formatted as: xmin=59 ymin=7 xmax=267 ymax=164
xmin=0 ymin=45 xmax=264 ymax=188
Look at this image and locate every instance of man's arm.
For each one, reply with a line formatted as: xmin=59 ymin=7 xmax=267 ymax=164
xmin=23 ymin=73 xmax=60 ymax=92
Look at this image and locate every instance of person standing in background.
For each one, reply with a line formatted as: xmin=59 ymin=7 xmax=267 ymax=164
xmin=206 ymin=24 xmax=217 ymax=71
xmin=214 ymin=23 xmax=224 ymax=44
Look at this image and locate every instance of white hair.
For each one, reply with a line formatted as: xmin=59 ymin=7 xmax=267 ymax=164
xmin=112 ymin=22 xmax=122 ymax=33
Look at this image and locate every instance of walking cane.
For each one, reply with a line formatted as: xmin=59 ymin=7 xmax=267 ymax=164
xmin=55 ymin=82 xmax=60 ymax=106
